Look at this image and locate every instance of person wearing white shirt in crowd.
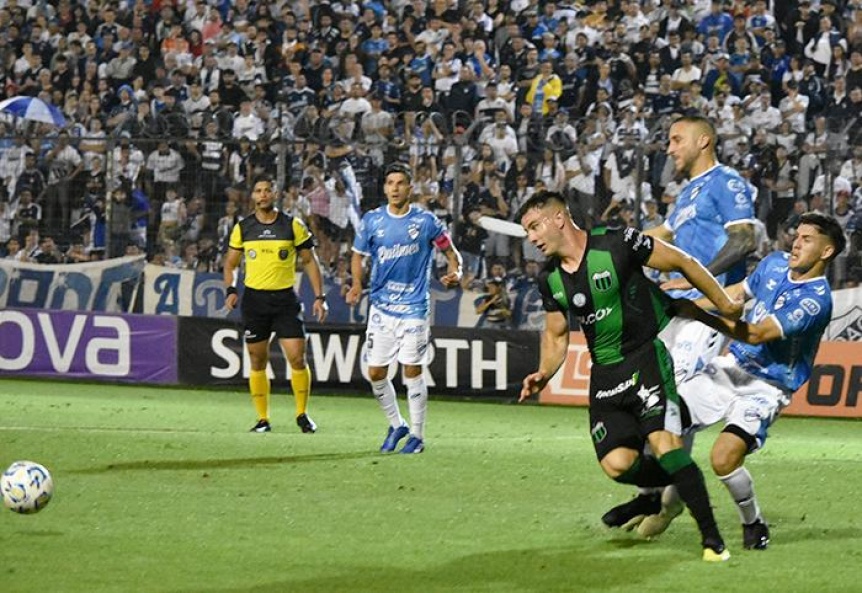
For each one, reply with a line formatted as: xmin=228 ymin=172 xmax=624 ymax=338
xmin=744 ymin=91 xmax=782 ymax=132
xmin=415 ymin=15 xmax=449 ymax=53
xmin=797 ymin=115 xmax=829 ymax=198
xmin=778 ymin=80 xmax=809 ymax=134
xmin=475 ymin=82 xmax=511 ymax=122
xmin=479 ymin=110 xmax=519 ymax=172
xmin=232 ymin=101 xmax=265 ymax=141
xmin=432 ymin=42 xmax=462 ymax=100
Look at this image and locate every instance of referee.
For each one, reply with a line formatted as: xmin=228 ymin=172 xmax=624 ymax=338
xmin=223 ymin=175 xmax=328 ymax=433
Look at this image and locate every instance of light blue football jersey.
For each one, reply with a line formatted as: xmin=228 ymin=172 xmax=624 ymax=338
xmin=729 ymin=252 xmax=832 ymax=392
xmin=353 ymin=204 xmax=448 ymax=319
xmin=666 ymin=165 xmax=755 ymax=299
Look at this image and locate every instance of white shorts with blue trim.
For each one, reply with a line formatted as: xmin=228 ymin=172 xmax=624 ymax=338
xmin=678 ymin=354 xmax=790 ymax=451
xmin=364 ymin=304 xmax=431 ymax=368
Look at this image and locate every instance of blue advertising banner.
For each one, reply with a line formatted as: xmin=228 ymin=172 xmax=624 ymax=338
xmin=0 ymin=256 xmax=145 ymax=312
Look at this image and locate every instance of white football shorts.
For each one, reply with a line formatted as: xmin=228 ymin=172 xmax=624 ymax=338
xmin=364 ymin=305 xmax=431 ymax=367
xmin=678 ymin=354 xmax=790 ymax=451
xmin=659 ymin=316 xmax=728 ymax=383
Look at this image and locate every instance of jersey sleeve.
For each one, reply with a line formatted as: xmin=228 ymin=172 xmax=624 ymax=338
xmin=352 ymin=213 xmax=372 ymax=255
xmin=228 ymin=221 xmax=243 ymax=250
xmin=537 ymin=269 xmax=563 ymax=313
xmin=621 ymin=226 xmax=655 ymax=266
xmin=773 ymin=289 xmax=831 ymax=339
xmin=293 ymin=216 xmax=315 ymax=250
xmin=714 ymin=173 xmax=755 ymax=226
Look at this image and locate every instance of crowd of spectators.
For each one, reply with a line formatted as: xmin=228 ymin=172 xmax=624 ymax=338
xmin=1 ymin=0 xmax=862 ymax=289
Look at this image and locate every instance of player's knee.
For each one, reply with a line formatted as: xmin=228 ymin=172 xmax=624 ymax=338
xmin=710 ymin=431 xmax=748 ymax=476
xmin=367 ymin=366 xmax=388 ymax=382
xmin=600 ymin=448 xmax=639 ymax=480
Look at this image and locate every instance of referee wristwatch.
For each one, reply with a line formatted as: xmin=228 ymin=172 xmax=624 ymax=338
xmin=315 ymin=295 xmax=327 ymax=302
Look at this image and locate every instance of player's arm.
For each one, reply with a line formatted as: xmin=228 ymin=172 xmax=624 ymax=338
xmin=704 ymin=222 xmax=756 ymax=276
xmin=222 ymin=247 xmax=242 ymax=311
xmin=345 ymin=250 xmax=366 ymax=305
xmin=647 ymin=238 xmax=742 ymax=318
xmin=673 ymin=299 xmax=782 ymax=345
xmin=298 ymin=246 xmax=329 ymax=322
xmin=437 ymin=233 xmax=463 ymax=288
xmin=520 ymin=310 xmax=569 ymax=402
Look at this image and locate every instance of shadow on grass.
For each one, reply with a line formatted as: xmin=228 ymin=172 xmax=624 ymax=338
xmin=68 ymin=451 xmax=378 ymax=474
xmin=187 ymin=543 xmax=684 ymax=593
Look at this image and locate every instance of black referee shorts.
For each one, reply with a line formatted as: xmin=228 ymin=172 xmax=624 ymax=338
xmin=241 ymin=287 xmax=305 ymax=343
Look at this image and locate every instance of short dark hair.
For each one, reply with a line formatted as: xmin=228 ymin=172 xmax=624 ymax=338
xmin=798 ymin=211 xmax=846 ymax=262
xmin=384 ymin=162 xmax=412 ymax=183
xmin=671 ymin=114 xmax=718 ymax=152
xmin=515 ymin=190 xmax=569 ymax=223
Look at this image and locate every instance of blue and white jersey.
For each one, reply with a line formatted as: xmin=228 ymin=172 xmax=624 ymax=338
xmin=353 ymin=204 xmax=448 ymax=319
xmin=729 ymin=252 xmax=832 ymax=393
xmin=665 ymin=164 xmax=755 ymax=299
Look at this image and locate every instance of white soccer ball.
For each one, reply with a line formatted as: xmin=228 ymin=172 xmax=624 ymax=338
xmin=1 ymin=461 xmax=54 ymax=514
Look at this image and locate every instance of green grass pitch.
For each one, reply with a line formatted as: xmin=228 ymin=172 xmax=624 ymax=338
xmin=1 ymin=378 xmax=861 ymax=593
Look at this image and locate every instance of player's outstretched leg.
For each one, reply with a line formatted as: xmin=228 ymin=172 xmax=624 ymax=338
xmin=602 ymin=490 xmax=662 ymax=530
xmin=638 ymin=485 xmax=685 ymax=538
xmin=659 ymin=449 xmax=730 ymax=561
xmin=718 ymin=466 xmax=769 ymax=550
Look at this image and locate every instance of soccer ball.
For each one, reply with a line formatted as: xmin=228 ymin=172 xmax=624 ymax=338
xmin=1 ymin=461 xmax=54 ymax=514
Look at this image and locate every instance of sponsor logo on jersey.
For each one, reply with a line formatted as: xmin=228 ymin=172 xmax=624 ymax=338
xmin=734 ymin=192 xmax=749 ymax=208
xmin=592 ymin=270 xmax=613 ymax=292
xmin=573 ymin=293 xmax=587 ymax=307
xmin=595 ymin=371 xmax=639 ymax=399
xmin=774 ymin=295 xmax=785 ymax=309
xmin=636 ymin=384 xmax=660 ymax=410
xmin=579 ymin=306 xmax=614 ymax=325
xmin=260 ymin=229 xmax=274 ymax=238
xmin=378 ymin=242 xmax=420 ymax=263
xmin=800 ymin=297 xmax=821 ymax=316
xmin=787 ymin=308 xmax=805 ymax=324
xmin=727 ymin=179 xmax=745 ymax=193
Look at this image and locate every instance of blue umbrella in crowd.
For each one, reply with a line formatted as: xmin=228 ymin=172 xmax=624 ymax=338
xmin=0 ymin=95 xmax=66 ymax=127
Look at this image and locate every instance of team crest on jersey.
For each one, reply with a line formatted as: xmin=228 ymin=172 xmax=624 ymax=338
xmin=592 ymin=270 xmax=613 ymax=292
xmin=407 ymin=222 xmax=420 ymax=240
xmin=248 ymin=249 xmax=257 ymax=259
xmin=573 ymin=293 xmax=586 ymax=307
xmin=727 ymin=179 xmax=745 ymax=192
xmin=279 ymin=249 xmax=289 ymax=260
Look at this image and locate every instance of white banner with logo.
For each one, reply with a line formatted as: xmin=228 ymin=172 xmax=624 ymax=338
xmin=825 ymin=285 xmax=862 ymax=341
xmin=0 ymin=255 xmax=145 ymax=312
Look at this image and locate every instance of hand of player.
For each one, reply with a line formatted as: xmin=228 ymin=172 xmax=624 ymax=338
xmin=717 ymin=294 xmax=745 ymax=320
xmin=225 ymin=293 xmax=238 ymax=311
xmin=345 ymin=284 xmax=362 ymax=305
xmin=519 ymin=371 xmax=548 ymax=402
xmin=440 ymin=268 xmax=462 ymax=288
xmin=660 ymin=277 xmax=692 ymax=292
